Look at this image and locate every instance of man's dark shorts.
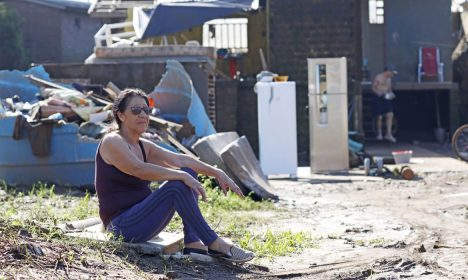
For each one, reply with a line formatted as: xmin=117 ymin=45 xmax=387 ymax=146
xmin=372 ymin=95 xmax=393 ymax=117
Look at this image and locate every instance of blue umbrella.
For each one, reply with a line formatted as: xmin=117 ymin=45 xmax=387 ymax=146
xmin=133 ymin=0 xmax=257 ymax=39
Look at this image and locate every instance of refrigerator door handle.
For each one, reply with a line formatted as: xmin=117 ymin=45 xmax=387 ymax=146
xmin=268 ymin=86 xmax=274 ymax=105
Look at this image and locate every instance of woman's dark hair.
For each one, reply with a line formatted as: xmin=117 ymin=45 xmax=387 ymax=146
xmin=112 ymin=88 xmax=149 ymax=130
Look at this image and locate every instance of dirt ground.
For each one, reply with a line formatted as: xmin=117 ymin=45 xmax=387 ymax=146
xmin=2 ymin=158 xmax=468 ymax=279
xmin=260 ymin=169 xmax=468 ymax=279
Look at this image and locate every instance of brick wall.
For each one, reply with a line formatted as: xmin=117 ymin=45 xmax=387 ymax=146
xmin=268 ymin=0 xmax=362 ymax=84
xmin=215 ymin=79 xmax=239 ymax=132
xmin=236 ymin=81 xmax=259 ymax=156
xmin=267 ymin=0 xmax=362 ymax=165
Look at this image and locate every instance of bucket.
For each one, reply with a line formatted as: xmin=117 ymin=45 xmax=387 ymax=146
xmin=392 ymin=150 xmax=413 ymax=164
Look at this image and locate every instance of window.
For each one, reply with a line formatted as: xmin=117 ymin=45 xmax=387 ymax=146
xmin=369 ymin=0 xmax=384 ymax=24
xmin=202 ymin=18 xmax=248 ymax=54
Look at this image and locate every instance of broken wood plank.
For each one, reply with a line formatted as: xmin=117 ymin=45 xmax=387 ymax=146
xmin=25 ymin=75 xmax=192 ymax=157
xmin=26 ymin=74 xmax=69 ymax=90
xmin=167 ymin=133 xmax=196 ymax=158
xmin=27 ymin=75 xmax=183 ymax=132
xmin=89 ymin=93 xmax=195 ymax=157
xmin=105 ymin=81 xmax=121 ymax=101
xmin=89 ymin=93 xmax=183 ymax=131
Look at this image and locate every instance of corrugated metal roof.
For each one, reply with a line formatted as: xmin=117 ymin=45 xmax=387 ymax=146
xmin=22 ymin=0 xmax=91 ymax=11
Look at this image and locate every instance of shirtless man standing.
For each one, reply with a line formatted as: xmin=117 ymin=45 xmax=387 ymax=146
xmin=372 ymin=70 xmax=397 ymax=143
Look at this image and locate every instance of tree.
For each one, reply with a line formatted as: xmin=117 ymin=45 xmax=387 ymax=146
xmin=0 ymin=3 xmax=27 ymax=70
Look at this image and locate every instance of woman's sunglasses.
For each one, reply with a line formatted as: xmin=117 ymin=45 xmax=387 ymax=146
xmin=129 ymin=105 xmax=150 ymax=116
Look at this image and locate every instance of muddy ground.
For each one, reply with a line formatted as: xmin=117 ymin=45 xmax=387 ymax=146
xmin=261 ymin=170 xmax=468 ymax=279
xmin=1 ymin=168 xmax=467 ymax=279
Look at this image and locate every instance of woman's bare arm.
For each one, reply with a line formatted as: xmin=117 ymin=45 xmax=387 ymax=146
xmin=143 ymin=138 xmax=244 ymax=197
xmin=100 ymin=134 xmax=207 ymax=199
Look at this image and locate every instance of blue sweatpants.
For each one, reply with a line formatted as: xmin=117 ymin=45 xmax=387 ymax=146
xmin=107 ymin=167 xmax=219 ymax=245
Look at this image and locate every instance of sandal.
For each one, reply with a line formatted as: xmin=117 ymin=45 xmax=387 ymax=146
xmin=208 ymin=246 xmax=255 ymax=263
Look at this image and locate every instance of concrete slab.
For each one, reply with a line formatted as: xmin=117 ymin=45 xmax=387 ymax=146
xmin=365 ymin=142 xmax=468 ymax=173
xmin=192 ymin=132 xmax=244 ymax=191
xmin=192 ymin=132 xmax=240 ymax=175
xmin=388 ymin=157 xmax=468 ymax=173
xmin=62 ymin=218 xmax=183 ymax=255
xmin=365 ymin=142 xmax=444 ymax=158
xmin=292 ymin=167 xmax=384 ymax=183
xmin=290 ymin=142 xmax=468 ymax=183
xmin=221 ymin=136 xmax=278 ymax=200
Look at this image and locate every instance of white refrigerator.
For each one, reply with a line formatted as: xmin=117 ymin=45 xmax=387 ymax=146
xmin=256 ymin=81 xmax=297 ymax=177
xmin=308 ymin=58 xmax=349 ymax=172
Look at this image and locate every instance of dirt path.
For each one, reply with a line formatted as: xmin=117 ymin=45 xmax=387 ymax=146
xmin=259 ymin=171 xmax=468 ymax=279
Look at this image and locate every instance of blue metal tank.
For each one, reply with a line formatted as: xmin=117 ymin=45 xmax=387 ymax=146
xmin=0 ymin=116 xmax=98 ymax=187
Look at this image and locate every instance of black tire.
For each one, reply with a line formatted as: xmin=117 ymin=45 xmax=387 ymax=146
xmin=452 ymin=124 xmax=468 ymax=162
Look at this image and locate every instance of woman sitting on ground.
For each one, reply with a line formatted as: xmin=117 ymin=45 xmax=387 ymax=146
xmin=95 ymin=88 xmax=254 ymax=263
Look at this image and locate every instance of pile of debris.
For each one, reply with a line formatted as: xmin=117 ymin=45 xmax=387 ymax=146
xmin=0 ymin=62 xmax=277 ymax=200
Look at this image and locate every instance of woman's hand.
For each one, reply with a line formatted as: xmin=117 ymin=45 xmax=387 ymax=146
xmin=215 ymin=170 xmax=244 ymax=198
xmin=180 ymin=172 xmax=207 ymax=201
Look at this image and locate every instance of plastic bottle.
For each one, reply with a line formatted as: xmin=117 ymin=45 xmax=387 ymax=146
xmin=364 ymin=158 xmax=370 ymax=176
xmin=48 ymin=113 xmax=63 ymax=120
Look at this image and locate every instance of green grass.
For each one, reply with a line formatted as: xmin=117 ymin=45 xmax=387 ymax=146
xmin=165 ymin=176 xmax=275 ymax=233
xmin=0 ymin=177 xmax=317 ymax=260
xmin=238 ymin=229 xmax=318 ymax=258
xmin=28 ymin=181 xmax=56 ymax=200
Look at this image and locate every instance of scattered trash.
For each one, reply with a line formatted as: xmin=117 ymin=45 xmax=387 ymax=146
xmin=400 ymin=166 xmax=415 ymax=180
xmin=363 ymin=157 xmax=415 ymax=180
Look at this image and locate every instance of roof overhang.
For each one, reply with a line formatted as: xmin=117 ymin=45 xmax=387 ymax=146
xmin=88 ymin=0 xmax=156 ymax=18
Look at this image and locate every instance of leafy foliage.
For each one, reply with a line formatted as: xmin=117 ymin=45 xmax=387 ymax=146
xmin=0 ymin=3 xmax=27 ymax=69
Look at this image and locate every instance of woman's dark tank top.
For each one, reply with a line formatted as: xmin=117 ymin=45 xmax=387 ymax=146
xmin=95 ymin=140 xmax=152 ymax=227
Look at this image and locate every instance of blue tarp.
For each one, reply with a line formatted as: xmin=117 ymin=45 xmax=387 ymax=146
xmin=133 ymin=0 xmax=256 ymax=39
xmin=150 ymin=60 xmax=216 ymax=137
xmin=0 ymin=66 xmax=51 ymax=102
